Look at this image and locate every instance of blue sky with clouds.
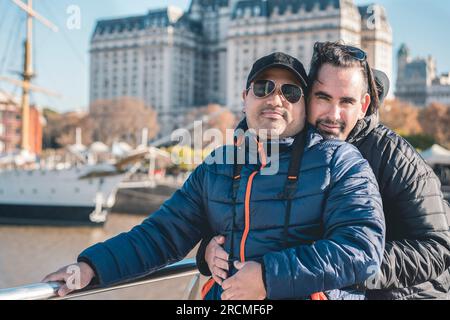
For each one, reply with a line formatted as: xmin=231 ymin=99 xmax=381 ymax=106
xmin=0 ymin=0 xmax=449 ymax=112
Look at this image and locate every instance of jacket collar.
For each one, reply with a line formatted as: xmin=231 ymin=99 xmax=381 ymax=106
xmin=305 ymin=123 xmax=325 ymax=149
xmin=346 ymin=112 xmax=380 ymax=145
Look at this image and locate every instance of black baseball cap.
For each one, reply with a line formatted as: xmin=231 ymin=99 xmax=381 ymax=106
xmin=372 ymin=69 xmax=390 ymax=104
xmin=246 ymin=52 xmax=308 ymax=90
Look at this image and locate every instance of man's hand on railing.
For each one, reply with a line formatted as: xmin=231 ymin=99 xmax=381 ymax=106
xmin=205 ymin=235 xmax=229 ymax=285
xmin=42 ymin=262 xmax=95 ymax=297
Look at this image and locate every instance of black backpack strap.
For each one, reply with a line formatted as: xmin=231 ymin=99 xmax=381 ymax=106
xmin=229 ymin=136 xmax=244 ymax=270
xmin=282 ymin=129 xmax=307 ymax=246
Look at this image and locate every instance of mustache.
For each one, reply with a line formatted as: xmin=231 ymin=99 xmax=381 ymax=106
xmin=260 ymin=106 xmax=288 ymax=117
xmin=316 ymin=118 xmax=346 ymax=131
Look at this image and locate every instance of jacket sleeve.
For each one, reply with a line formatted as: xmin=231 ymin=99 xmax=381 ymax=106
xmin=262 ymin=144 xmax=386 ymax=299
xmin=77 ymin=163 xmax=208 ymax=286
xmin=196 ymin=234 xmax=214 ymax=277
xmin=364 ymin=170 xmax=450 ymax=290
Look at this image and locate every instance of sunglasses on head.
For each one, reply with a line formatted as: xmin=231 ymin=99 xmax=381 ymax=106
xmin=342 ymin=45 xmax=367 ymax=61
xmin=248 ymin=79 xmax=304 ymax=104
xmin=314 ymin=42 xmax=368 ymax=61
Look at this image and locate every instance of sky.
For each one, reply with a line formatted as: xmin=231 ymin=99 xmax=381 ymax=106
xmin=0 ymin=0 xmax=449 ymax=113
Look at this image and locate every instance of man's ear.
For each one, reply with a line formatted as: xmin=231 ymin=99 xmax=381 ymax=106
xmin=242 ymin=89 xmax=247 ymax=101
xmin=359 ymin=93 xmax=371 ymax=119
xmin=242 ymin=90 xmax=248 ymax=112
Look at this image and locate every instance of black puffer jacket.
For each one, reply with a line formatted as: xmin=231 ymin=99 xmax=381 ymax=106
xmin=347 ymin=113 xmax=450 ymax=300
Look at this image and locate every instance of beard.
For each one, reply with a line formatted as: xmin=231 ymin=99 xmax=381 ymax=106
xmin=315 ymin=118 xmax=346 ymax=139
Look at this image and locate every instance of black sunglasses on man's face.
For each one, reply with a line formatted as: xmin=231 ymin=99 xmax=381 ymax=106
xmin=248 ymin=79 xmax=304 ymax=104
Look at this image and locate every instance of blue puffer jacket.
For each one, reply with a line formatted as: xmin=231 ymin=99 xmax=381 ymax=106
xmin=78 ymin=126 xmax=385 ymax=300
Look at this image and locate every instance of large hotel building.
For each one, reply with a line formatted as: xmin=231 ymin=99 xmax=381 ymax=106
xmin=89 ymin=0 xmax=392 ymax=137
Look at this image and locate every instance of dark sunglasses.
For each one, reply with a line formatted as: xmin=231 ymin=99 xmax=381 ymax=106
xmin=342 ymin=45 xmax=367 ymax=61
xmin=248 ymin=79 xmax=304 ymax=104
xmin=314 ymin=42 xmax=368 ymax=62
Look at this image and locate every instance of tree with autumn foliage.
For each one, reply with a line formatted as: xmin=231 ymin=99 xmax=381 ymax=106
xmin=379 ymin=99 xmax=423 ymax=136
xmin=43 ymin=109 xmax=88 ymax=148
xmin=418 ymin=102 xmax=450 ymax=149
xmin=379 ymin=99 xmax=450 ymax=150
xmin=185 ymin=104 xmax=237 ymax=147
xmin=43 ymin=97 xmax=159 ymax=149
xmin=85 ymin=97 xmax=159 ymax=146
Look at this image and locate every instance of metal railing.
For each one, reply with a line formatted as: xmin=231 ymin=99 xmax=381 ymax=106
xmin=0 ymin=258 xmax=200 ymax=300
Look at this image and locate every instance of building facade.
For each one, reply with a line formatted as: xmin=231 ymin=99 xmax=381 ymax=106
xmin=0 ymin=93 xmax=21 ymax=154
xmin=359 ymin=4 xmax=392 ymax=98
xmin=427 ymin=73 xmax=450 ymax=106
xmin=90 ymin=0 xmax=393 ymax=137
xmin=0 ymin=92 xmax=42 ymax=155
xmin=396 ymin=43 xmax=450 ymax=107
xmin=396 ymin=44 xmax=437 ymax=106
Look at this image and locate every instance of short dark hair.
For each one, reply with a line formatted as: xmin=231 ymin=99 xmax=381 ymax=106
xmin=308 ymin=41 xmax=380 ymax=115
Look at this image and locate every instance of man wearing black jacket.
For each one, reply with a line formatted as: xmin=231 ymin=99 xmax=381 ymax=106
xmin=198 ymin=42 xmax=450 ymax=299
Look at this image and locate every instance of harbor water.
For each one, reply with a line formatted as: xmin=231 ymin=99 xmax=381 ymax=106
xmin=0 ymin=212 xmax=203 ymax=300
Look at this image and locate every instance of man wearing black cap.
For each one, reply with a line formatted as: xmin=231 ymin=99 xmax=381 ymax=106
xmin=201 ymin=42 xmax=450 ymax=300
xmin=242 ymin=52 xmax=309 ymax=140
xmin=44 ymin=52 xmax=385 ymax=300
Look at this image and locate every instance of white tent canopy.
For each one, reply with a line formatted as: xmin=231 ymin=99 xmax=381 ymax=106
xmin=111 ymin=141 xmax=133 ymax=157
xmin=420 ymin=144 xmax=450 ymax=166
xmin=89 ymin=141 xmax=109 ymax=154
xmin=67 ymin=143 xmax=87 ymax=154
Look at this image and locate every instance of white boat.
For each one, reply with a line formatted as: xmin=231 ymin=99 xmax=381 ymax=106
xmin=0 ymin=163 xmax=126 ymax=226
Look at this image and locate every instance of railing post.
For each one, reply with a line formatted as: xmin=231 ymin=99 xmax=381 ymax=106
xmin=183 ymin=274 xmax=200 ymax=300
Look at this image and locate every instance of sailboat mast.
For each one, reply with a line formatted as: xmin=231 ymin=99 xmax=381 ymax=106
xmin=20 ymin=0 xmax=33 ymax=151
